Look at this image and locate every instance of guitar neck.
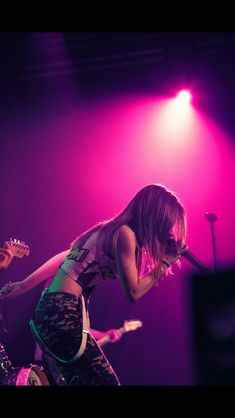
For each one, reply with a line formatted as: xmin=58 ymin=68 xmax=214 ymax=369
xmin=97 ymin=326 xmax=125 ymax=347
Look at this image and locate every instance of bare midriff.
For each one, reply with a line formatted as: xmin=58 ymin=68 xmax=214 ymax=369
xmin=47 ymin=269 xmax=83 ymax=297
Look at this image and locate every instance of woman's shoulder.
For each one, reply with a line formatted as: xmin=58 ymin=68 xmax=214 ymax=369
xmin=115 ymin=225 xmax=136 ymax=244
xmin=112 ymin=225 xmax=137 ymax=260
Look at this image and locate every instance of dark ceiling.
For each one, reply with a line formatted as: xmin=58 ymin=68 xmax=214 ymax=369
xmin=1 ymin=32 xmax=235 ymax=136
xmin=1 ymin=32 xmax=235 ymax=81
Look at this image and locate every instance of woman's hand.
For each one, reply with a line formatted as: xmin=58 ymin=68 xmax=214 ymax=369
xmin=0 ymin=281 xmax=26 ymax=301
xmin=163 ymin=239 xmax=188 ymax=266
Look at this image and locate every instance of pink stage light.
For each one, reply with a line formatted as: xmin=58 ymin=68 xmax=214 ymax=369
xmin=176 ymin=90 xmax=192 ymax=105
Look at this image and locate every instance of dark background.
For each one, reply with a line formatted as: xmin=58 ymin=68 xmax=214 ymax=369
xmin=1 ymin=32 xmax=235 ymax=385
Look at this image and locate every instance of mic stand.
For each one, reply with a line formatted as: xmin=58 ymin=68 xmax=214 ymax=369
xmin=205 ymin=212 xmax=218 ymax=271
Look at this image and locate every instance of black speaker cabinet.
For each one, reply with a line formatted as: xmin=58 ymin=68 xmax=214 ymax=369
xmin=191 ymin=268 xmax=235 ymax=385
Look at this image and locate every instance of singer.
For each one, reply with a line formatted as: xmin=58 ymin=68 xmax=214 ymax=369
xmin=0 ymin=184 xmax=187 ymax=385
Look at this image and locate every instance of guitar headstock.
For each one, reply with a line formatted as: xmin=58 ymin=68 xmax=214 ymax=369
xmin=123 ymin=319 xmax=143 ymax=333
xmin=7 ymin=239 xmax=30 ymax=258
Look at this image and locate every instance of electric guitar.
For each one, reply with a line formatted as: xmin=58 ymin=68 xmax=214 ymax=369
xmin=97 ymin=319 xmax=143 ymax=347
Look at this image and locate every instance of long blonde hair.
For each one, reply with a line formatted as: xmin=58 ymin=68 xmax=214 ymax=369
xmin=72 ymin=184 xmax=186 ymax=280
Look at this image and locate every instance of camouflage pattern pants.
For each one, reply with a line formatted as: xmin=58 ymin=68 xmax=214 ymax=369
xmin=31 ymin=290 xmax=120 ymax=386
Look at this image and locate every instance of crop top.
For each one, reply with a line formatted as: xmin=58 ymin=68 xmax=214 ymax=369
xmin=59 ymin=230 xmax=117 ymax=295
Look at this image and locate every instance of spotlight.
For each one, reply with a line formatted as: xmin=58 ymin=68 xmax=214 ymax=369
xmin=176 ymin=90 xmax=192 ymax=105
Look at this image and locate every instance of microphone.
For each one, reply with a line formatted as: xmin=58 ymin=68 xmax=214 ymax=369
xmin=205 ymin=212 xmax=218 ymax=223
xmin=182 ymin=249 xmax=209 ymax=274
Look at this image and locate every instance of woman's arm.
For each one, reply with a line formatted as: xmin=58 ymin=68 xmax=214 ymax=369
xmin=115 ymin=225 xmax=165 ymax=302
xmin=0 ymin=250 xmax=69 ymax=300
